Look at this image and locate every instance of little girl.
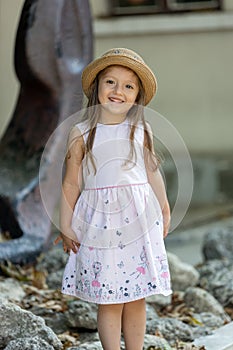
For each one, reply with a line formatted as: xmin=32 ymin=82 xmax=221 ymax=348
xmin=55 ymin=48 xmax=172 ymax=350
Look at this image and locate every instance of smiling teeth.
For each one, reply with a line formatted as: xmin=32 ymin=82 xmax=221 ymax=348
xmin=109 ymin=97 xmax=123 ymax=103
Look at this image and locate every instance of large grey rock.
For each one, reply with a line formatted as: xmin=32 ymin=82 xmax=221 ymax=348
xmin=29 ymin=305 xmax=68 ymax=334
xmin=0 ymin=300 xmax=62 ymax=350
xmin=168 ymin=252 xmax=200 ymax=291
xmin=0 ymin=278 xmax=26 ymax=302
xmin=65 ymin=299 xmax=98 ymax=330
xmin=198 ymin=258 xmax=232 ymax=277
xmin=202 ymin=225 xmax=233 ymax=261
xmin=3 ymin=337 xmax=54 ymax=350
xmin=198 ymin=259 xmax=233 ymax=306
xmin=184 ymin=287 xmax=230 ymax=321
xmin=146 ymin=317 xmax=194 ymax=344
xmin=30 ymin=299 xmax=98 ymax=334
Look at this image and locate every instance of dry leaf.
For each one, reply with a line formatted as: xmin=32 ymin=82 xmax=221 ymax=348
xmin=32 ymin=269 xmax=48 ymax=289
xmin=176 ymin=341 xmax=206 ymax=350
xmin=0 ymin=261 xmax=30 ymax=281
xmin=58 ymin=331 xmax=80 ymax=349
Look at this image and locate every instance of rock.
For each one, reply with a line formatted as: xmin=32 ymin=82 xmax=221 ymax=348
xmin=184 ymin=287 xmax=230 ymax=321
xmin=0 ymin=278 xmax=26 ymax=302
xmin=168 ymin=252 xmax=200 ymax=291
xmin=47 ymin=270 xmax=63 ymax=289
xmin=198 ymin=259 xmax=233 ymax=307
xmin=146 ymin=317 xmax=194 ymax=344
xmin=143 ymin=334 xmax=172 ymax=349
xmin=65 ymin=299 xmax=98 ymax=330
xmin=0 ymin=236 xmax=45 ymax=265
xmin=194 ymin=312 xmax=226 ymax=329
xmin=29 ymin=298 xmax=98 ymax=335
xmin=202 ymin=225 xmax=233 ymax=261
xmin=36 ymin=247 xmax=68 ymax=273
xmin=197 ymin=258 xmax=231 ymax=277
xmin=36 ymin=247 xmax=67 ymax=289
xmin=146 ymin=294 xmax=172 ymax=307
xmin=67 ymin=334 xmax=172 ymax=350
xmin=29 ymin=305 xmax=68 ymax=334
xmin=192 ymin=325 xmax=212 ymax=339
xmin=0 ymin=300 xmax=62 ymax=350
xmin=3 ymin=336 xmax=54 ymax=350
xmin=146 ymin=303 xmax=158 ymax=324
xmin=36 ymin=247 xmax=66 ymax=289
xmin=68 ymin=342 xmax=103 ymax=350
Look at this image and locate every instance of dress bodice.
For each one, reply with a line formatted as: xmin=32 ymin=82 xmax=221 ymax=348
xmin=76 ymin=120 xmax=148 ymax=189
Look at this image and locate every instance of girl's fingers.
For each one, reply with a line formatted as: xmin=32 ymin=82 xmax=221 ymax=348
xmin=54 ymin=234 xmax=80 ymax=254
xmin=54 ymin=236 xmax=62 ymax=245
xmin=71 ymin=241 xmax=79 ymax=253
xmin=64 ymin=242 xmax=79 ymax=254
xmin=74 ymin=241 xmax=80 ymax=248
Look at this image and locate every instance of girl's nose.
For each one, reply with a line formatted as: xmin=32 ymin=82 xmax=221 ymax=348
xmin=113 ymin=83 xmax=123 ymax=94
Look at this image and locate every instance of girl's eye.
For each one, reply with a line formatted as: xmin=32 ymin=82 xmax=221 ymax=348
xmin=126 ymin=84 xmax=133 ymax=89
xmin=106 ymin=79 xmax=115 ymax=84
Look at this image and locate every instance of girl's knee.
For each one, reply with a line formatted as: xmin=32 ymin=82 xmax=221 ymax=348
xmin=98 ymin=303 xmax=124 ymax=314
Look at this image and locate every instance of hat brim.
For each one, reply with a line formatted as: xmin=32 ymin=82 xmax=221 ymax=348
xmin=82 ymin=55 xmax=157 ymax=105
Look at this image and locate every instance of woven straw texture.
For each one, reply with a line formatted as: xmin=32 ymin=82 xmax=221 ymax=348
xmin=82 ymin=48 xmax=157 ymax=105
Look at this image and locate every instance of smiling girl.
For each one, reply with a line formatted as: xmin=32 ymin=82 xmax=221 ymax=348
xmin=55 ymin=48 xmax=172 ymax=350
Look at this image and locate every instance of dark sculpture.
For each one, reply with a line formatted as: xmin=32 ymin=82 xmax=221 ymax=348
xmin=0 ymin=0 xmax=93 ymax=263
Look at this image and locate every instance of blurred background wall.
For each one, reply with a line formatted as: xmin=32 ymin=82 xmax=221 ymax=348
xmin=1 ymin=0 xmax=233 ymax=223
xmin=0 ymin=0 xmax=23 ymax=136
xmin=90 ymin=0 xmax=233 ymax=154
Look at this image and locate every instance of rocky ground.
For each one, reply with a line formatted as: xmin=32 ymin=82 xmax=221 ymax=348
xmin=1 ymin=220 xmax=233 ymax=350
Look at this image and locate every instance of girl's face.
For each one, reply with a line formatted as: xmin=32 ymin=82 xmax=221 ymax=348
xmin=98 ymin=65 xmax=139 ymax=120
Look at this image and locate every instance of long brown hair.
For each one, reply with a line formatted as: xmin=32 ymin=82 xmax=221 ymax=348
xmin=80 ymin=67 xmax=159 ymax=173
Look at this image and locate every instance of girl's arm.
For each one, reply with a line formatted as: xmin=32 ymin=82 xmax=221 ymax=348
xmin=55 ymin=126 xmax=84 ymax=253
xmin=146 ymin=168 xmax=170 ymax=238
xmin=144 ymin=124 xmax=170 ymax=238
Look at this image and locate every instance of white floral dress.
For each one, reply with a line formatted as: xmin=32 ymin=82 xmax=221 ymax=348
xmin=62 ymin=119 xmax=172 ymax=304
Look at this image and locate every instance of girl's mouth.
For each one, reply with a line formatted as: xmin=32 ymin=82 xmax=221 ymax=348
xmin=109 ymin=97 xmax=124 ymax=103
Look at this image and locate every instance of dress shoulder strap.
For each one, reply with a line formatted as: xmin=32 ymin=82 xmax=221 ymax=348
xmin=74 ymin=120 xmax=90 ymax=141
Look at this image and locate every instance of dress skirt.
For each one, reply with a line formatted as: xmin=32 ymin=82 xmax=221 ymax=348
xmin=61 ymin=183 xmax=172 ymax=304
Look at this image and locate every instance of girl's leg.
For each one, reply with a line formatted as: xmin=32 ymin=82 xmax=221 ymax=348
xmin=122 ymin=298 xmax=146 ymax=350
xmin=97 ymin=303 xmax=124 ymax=350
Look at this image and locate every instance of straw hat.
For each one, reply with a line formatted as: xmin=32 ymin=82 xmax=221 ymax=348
xmin=82 ymin=48 xmax=157 ymax=105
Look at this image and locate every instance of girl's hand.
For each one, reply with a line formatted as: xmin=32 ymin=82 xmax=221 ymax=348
xmin=54 ymin=234 xmax=80 ymax=254
xmin=162 ymin=202 xmax=171 ymax=238
xmin=163 ymin=216 xmax=170 ymax=238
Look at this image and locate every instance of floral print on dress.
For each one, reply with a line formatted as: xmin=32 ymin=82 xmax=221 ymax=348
xmin=157 ymin=255 xmax=170 ymax=290
xmin=130 ymin=246 xmax=148 ymax=279
xmin=62 ymin=240 xmax=171 ymax=304
xmin=92 ymin=261 xmax=102 ymax=287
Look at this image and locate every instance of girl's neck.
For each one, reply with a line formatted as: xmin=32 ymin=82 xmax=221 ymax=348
xmin=98 ymin=114 xmax=127 ymax=125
